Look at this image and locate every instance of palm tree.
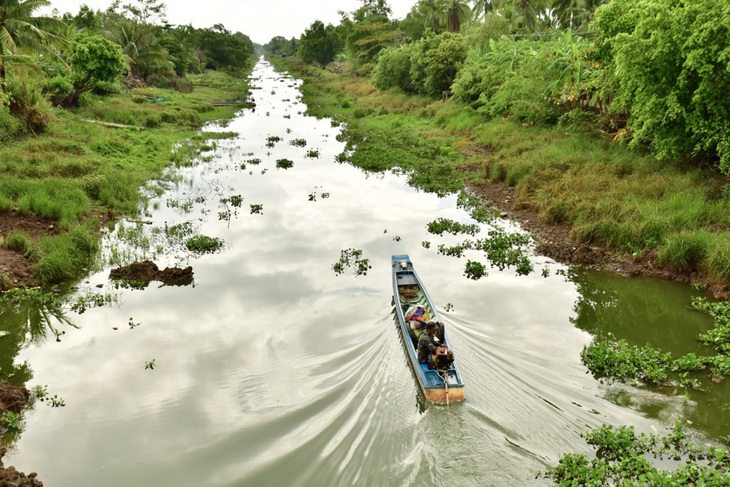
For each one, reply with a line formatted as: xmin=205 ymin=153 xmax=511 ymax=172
xmin=498 ymin=0 xmax=548 ymax=33
xmin=552 ymin=0 xmax=606 ymax=32
xmin=104 ymin=17 xmax=173 ymax=80
xmin=419 ymin=0 xmax=442 ymax=32
xmin=471 ymin=0 xmax=496 ymax=22
xmin=0 ymin=0 xmax=68 ymax=92
xmin=440 ymin=0 xmax=472 ymax=33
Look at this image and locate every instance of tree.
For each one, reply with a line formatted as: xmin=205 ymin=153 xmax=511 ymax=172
xmin=346 ymin=0 xmax=401 ymax=67
xmin=103 ymin=15 xmax=173 ymax=80
xmin=593 ymin=0 xmax=730 ymax=172
xmin=0 ymin=0 xmax=68 ymax=92
xmin=552 ymin=0 xmax=606 ymax=32
xmin=69 ymin=4 xmax=102 ymax=31
xmin=440 ymin=0 xmax=472 ymax=33
xmin=498 ymin=0 xmax=548 ymax=32
xmin=298 ymin=20 xmax=340 ymax=65
xmin=195 ymin=24 xmax=254 ymax=70
xmin=62 ymin=34 xmax=124 ymax=106
xmin=421 ymin=0 xmax=443 ymax=32
xmin=471 ymin=0 xmax=496 ymax=22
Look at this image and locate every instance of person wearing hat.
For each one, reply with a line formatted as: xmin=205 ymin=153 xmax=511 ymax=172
xmin=417 ymin=319 xmax=441 ymax=367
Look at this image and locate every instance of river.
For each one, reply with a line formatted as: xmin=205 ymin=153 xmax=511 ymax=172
xmin=4 ymin=59 xmax=728 ymax=486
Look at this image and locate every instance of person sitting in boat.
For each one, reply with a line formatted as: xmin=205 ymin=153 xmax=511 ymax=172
xmin=418 ymin=320 xmax=443 ymax=367
xmin=405 ymin=304 xmax=428 ymax=330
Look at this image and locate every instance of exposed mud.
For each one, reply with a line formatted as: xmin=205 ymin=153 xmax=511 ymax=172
xmin=0 ymin=211 xmax=59 ymax=290
xmin=109 ymin=260 xmax=194 ymax=286
xmin=0 ymin=380 xmax=41 ymax=486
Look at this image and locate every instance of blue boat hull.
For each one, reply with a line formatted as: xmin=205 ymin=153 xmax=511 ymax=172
xmin=392 ymin=255 xmax=465 ymax=403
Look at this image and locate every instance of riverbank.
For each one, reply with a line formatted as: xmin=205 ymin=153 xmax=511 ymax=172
xmin=272 ymin=56 xmax=730 ymax=299
xmin=0 ymin=66 xmax=254 ymax=290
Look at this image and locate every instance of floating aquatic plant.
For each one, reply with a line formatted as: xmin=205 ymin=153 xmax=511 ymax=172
xmin=186 ymin=235 xmax=224 ymax=254
xmin=290 ymin=138 xmax=307 ymax=147
xmin=276 ymin=158 xmax=294 ymax=169
xmin=427 ymin=218 xmax=480 ymax=236
xmin=333 ymin=248 xmax=372 ymax=277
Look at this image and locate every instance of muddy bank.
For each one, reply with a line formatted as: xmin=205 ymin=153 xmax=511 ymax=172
xmin=0 ymin=380 xmax=41 ymax=486
xmin=469 ymin=178 xmax=729 ymax=299
xmin=0 ymin=211 xmax=60 ymax=290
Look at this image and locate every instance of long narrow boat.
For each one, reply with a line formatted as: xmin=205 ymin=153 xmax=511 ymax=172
xmin=392 ymin=254 xmax=465 ymax=403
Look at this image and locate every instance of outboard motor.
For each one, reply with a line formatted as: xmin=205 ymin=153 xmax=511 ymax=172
xmin=434 ymin=345 xmax=454 ymax=370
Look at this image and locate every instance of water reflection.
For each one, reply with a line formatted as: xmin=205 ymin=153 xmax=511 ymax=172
xmin=0 ymin=294 xmax=78 ymax=385
xmin=568 ymin=268 xmax=730 ymax=438
xmin=569 ymin=268 xmax=713 ymax=353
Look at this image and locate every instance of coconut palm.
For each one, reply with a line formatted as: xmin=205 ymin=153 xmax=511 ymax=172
xmin=471 ymin=0 xmax=496 ymax=22
xmin=552 ymin=0 xmax=607 ymax=31
xmin=419 ymin=0 xmax=442 ymax=32
xmin=440 ymin=0 xmax=472 ymax=33
xmin=499 ymin=0 xmax=548 ymax=33
xmin=0 ymin=0 xmax=68 ymax=92
xmin=104 ymin=16 xmax=173 ymax=80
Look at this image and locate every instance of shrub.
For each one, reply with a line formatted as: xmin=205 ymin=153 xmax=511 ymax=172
xmin=410 ymin=32 xmax=468 ymax=98
xmin=593 ymin=0 xmax=730 ymax=172
xmin=43 ymin=75 xmax=73 ymax=106
xmin=7 ymin=75 xmax=52 ymax=134
xmin=452 ymin=37 xmax=561 ymax=124
xmin=371 ymin=44 xmax=417 ymax=93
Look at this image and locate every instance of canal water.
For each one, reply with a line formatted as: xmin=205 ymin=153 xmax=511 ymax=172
xmin=3 ymin=60 xmax=728 ymax=486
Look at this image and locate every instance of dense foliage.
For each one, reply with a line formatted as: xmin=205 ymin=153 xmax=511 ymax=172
xmin=593 ymin=0 xmax=730 ymax=171
xmin=297 ymin=21 xmax=341 ymax=66
xmin=0 ymin=0 xmax=256 ymax=140
xmin=283 ymin=0 xmax=730 ymax=173
xmin=63 ymin=34 xmax=125 ymax=107
xmin=372 ymin=32 xmax=467 ymax=97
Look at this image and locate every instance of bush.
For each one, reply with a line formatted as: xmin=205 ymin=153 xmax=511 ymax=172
xmin=593 ymin=0 xmax=730 ymax=172
xmin=7 ymin=75 xmax=52 ymax=134
xmin=410 ymin=32 xmax=467 ymax=98
xmin=43 ymin=75 xmax=73 ymax=106
xmin=452 ymin=37 xmax=561 ymax=124
xmin=371 ymin=44 xmax=417 ymax=93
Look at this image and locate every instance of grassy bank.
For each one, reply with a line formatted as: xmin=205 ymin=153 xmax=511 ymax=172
xmin=0 ymin=66 xmax=254 ymax=287
xmin=273 ymin=56 xmax=730 ymax=290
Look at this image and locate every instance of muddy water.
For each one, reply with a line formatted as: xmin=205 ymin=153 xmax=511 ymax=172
xmin=4 ymin=60 xmax=728 ymax=486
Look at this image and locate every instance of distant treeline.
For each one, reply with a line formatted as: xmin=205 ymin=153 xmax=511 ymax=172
xmin=264 ymin=0 xmax=730 ymax=173
xmin=0 ymin=0 xmax=256 ymax=139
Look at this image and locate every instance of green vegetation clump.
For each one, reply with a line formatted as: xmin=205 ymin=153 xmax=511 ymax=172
xmin=542 ymin=423 xmax=730 ymax=485
xmin=185 ymin=235 xmax=224 ymax=254
xmin=276 ymin=158 xmax=294 ymax=169
xmin=332 ymin=248 xmax=371 ymax=276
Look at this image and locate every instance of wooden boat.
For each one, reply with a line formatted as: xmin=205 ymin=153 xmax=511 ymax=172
xmin=392 ymin=255 xmax=465 ymax=404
